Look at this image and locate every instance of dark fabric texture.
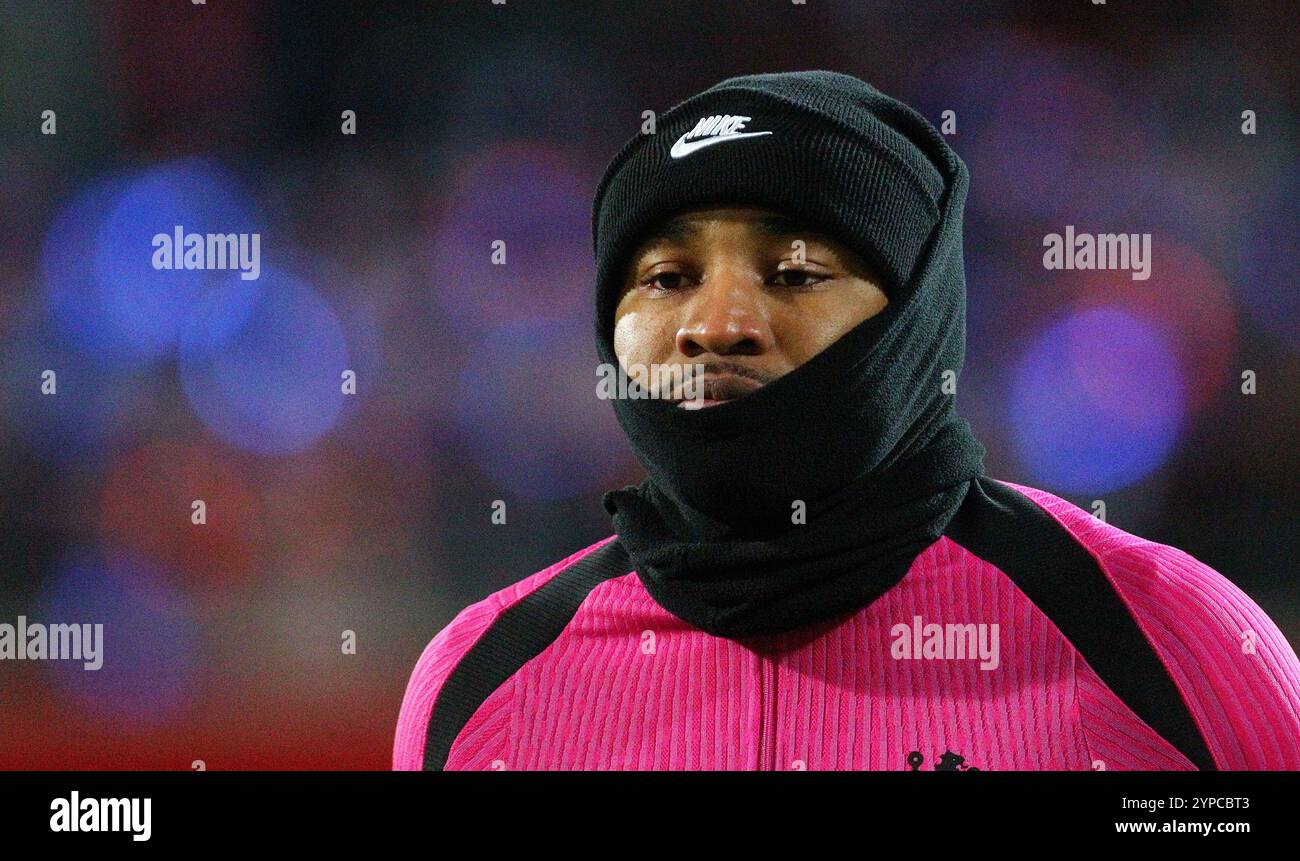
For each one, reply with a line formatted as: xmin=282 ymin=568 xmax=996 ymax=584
xmin=592 ymin=70 xmax=986 ymax=639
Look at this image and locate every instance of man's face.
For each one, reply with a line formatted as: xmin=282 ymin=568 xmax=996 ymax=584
xmin=613 ymin=206 xmax=889 ymax=408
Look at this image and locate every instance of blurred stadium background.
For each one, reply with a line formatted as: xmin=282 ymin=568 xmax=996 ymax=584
xmin=0 ymin=1 xmax=1296 ymax=768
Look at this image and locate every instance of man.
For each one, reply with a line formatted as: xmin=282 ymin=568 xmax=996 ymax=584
xmin=395 ymin=70 xmax=1300 ymax=770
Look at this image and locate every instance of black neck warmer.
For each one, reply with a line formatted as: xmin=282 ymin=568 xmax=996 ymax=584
xmin=592 ymin=71 xmax=986 ymax=639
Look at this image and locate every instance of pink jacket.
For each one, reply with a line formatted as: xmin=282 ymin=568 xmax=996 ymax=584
xmin=394 ymin=480 xmax=1300 ymax=770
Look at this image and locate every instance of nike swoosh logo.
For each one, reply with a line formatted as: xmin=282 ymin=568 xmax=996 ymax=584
xmin=669 ymin=130 xmax=773 ymax=159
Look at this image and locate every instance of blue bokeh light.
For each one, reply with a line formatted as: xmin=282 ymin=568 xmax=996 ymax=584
xmin=43 ymin=173 xmax=135 ymax=359
xmin=42 ymin=159 xmax=265 ymax=363
xmin=1008 ymin=306 xmax=1186 ymax=494
xmin=179 ymin=268 xmax=349 ymax=456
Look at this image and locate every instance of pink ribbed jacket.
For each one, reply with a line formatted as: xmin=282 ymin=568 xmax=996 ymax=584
xmin=394 ymin=481 xmax=1300 ymax=770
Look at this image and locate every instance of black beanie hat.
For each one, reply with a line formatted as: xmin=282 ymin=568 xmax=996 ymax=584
xmin=592 ymin=69 xmax=953 ymax=341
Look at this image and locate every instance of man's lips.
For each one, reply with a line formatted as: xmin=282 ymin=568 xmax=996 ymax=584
xmin=675 ymin=373 xmax=763 ymax=409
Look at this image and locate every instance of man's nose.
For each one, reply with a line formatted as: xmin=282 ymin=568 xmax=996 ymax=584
xmin=675 ymin=267 xmax=773 ymax=358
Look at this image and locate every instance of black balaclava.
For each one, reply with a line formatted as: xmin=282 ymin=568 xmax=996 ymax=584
xmin=591 ymin=70 xmax=986 ymax=639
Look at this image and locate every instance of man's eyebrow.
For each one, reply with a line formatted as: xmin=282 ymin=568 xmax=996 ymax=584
xmin=638 ymin=217 xmax=698 ymax=247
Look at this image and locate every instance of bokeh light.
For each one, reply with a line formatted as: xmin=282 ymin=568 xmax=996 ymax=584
xmin=178 ymin=268 xmax=350 ymax=456
xmin=44 ymin=158 xmax=266 ymax=363
xmin=1009 ymin=306 xmax=1187 ymax=493
xmin=1067 ymin=234 xmax=1238 ymax=417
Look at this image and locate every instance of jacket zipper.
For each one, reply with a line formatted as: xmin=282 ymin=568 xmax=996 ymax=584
xmin=756 ymin=653 xmax=778 ymax=770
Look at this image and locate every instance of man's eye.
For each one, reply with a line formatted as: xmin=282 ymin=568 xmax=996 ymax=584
xmin=643 ymin=272 xmax=689 ymax=291
xmin=769 ymin=268 xmax=826 ymax=288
